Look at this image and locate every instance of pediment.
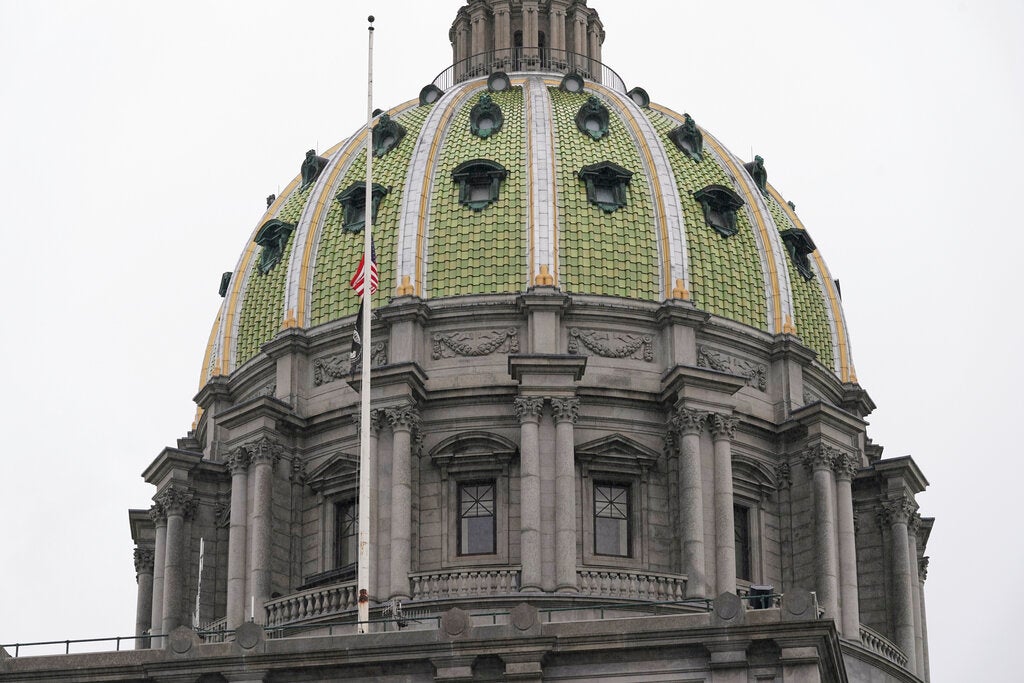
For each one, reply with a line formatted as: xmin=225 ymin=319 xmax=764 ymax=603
xmin=576 ymin=433 xmax=660 ymax=472
xmin=306 ymin=453 xmax=359 ymax=494
xmin=430 ymin=431 xmax=518 ymax=474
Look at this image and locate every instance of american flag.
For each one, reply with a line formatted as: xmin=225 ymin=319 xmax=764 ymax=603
xmin=350 ymin=240 xmax=378 ymax=297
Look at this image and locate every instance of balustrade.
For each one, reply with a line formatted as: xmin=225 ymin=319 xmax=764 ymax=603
xmin=577 ymin=569 xmax=687 ymax=602
xmin=859 ymin=624 xmax=909 ymax=668
xmin=410 ymin=568 xmax=520 ymax=600
xmin=264 ymin=582 xmax=358 ymax=627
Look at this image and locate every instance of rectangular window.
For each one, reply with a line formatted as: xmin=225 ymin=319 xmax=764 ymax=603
xmin=594 ymin=482 xmax=630 ymax=557
xmin=734 ymin=504 xmax=751 ymax=581
xmin=335 ymin=500 xmax=358 ymax=570
xmin=458 ymin=482 xmax=496 ymax=555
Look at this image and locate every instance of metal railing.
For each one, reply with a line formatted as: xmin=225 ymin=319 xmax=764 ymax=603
xmin=0 ymin=634 xmax=149 ymax=658
xmin=431 ymin=48 xmax=627 ymax=93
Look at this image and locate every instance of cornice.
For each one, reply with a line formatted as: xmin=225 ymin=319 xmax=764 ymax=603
xmin=141 ymin=447 xmax=202 ymax=487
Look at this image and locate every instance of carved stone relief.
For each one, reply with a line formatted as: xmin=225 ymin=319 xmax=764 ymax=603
xmin=568 ymin=328 xmax=653 ymax=361
xmin=697 ymin=345 xmax=767 ymax=391
xmin=313 ymin=342 xmax=388 ymax=386
xmin=432 ymin=328 xmax=519 ymax=359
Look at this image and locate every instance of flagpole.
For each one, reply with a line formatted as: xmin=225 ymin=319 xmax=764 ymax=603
xmin=356 ymin=14 xmax=375 ymax=635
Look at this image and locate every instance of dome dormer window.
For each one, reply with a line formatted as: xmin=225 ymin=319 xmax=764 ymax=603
xmin=668 ymin=113 xmax=704 ymax=162
xmin=575 ymin=96 xmax=610 ymax=141
xmin=254 ymin=219 xmax=295 ymax=274
xmin=335 ymin=182 xmax=390 ymax=233
xmin=373 ymin=114 xmax=406 ymax=157
xmin=579 ymin=161 xmax=633 ymax=213
xmin=694 ymin=185 xmax=745 ymax=238
xmin=780 ymin=228 xmax=817 ymax=280
xmin=469 ymin=94 xmax=504 ymax=139
xmin=452 ymin=159 xmax=508 ymax=211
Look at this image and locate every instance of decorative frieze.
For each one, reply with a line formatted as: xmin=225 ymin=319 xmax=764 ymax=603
xmin=708 ymin=413 xmax=739 ymax=440
xmin=550 ymin=397 xmax=580 ymax=424
xmin=697 ymin=346 xmax=767 ymax=391
xmin=432 ymin=328 xmax=519 ymax=359
xmin=134 ymin=546 xmax=155 ymax=574
xmin=512 ymin=396 xmax=544 ymax=421
xmin=313 ymin=342 xmax=388 ymax=386
xmin=568 ymin=328 xmax=653 ymax=362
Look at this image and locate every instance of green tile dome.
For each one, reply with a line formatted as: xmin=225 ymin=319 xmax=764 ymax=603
xmin=205 ymin=74 xmax=855 ymax=386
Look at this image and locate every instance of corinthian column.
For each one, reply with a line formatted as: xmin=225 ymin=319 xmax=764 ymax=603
xmin=134 ymin=546 xmax=155 ymax=648
xmin=804 ymin=444 xmax=839 ymax=624
xmin=882 ymin=496 xmax=917 ymax=674
xmin=709 ymin=414 xmax=739 ymax=595
xmin=148 ymin=505 xmax=166 ymax=642
xmin=551 ymin=397 xmax=579 ymax=593
xmin=248 ymin=437 xmax=281 ymax=625
xmin=225 ymin=447 xmax=249 ymax=629
xmin=388 ymin=405 xmax=420 ymax=601
xmin=833 ymin=452 xmax=860 ymax=639
xmin=514 ymin=397 xmax=545 ymax=592
xmin=671 ymin=408 xmax=707 ymax=597
xmin=157 ymin=484 xmax=195 ymax=637
xmin=908 ymin=513 xmax=925 ymax=675
xmin=919 ymin=557 xmax=931 ymax=681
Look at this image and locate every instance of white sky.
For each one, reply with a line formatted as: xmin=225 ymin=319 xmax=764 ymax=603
xmin=0 ymin=1 xmax=1021 ymax=680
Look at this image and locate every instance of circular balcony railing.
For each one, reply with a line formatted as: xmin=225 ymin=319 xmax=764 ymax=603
xmin=431 ymin=48 xmax=627 ymax=94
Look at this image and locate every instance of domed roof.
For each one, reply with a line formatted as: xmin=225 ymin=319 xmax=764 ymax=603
xmin=203 ymin=37 xmax=854 ymax=391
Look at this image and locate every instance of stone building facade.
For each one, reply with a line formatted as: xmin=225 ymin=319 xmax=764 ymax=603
xmin=0 ymin=2 xmax=932 ymax=681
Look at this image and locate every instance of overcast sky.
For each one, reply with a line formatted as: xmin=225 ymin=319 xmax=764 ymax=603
xmin=1 ymin=1 xmax=1021 ymax=680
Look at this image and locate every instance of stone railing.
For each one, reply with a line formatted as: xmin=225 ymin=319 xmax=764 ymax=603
xmin=410 ymin=568 xmax=521 ymax=600
xmin=859 ymin=624 xmax=909 ymax=668
xmin=577 ymin=569 xmax=687 ymax=601
xmin=265 ymin=581 xmax=358 ymax=627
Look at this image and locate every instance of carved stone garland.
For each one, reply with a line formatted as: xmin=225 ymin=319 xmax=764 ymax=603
xmin=432 ymin=328 xmax=519 ymax=359
xmin=697 ymin=345 xmax=767 ymax=391
xmin=568 ymin=328 xmax=653 ymax=362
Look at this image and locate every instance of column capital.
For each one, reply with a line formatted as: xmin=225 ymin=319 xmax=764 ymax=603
xmin=155 ymin=484 xmax=196 ymax=518
xmin=670 ymin=407 xmax=706 ymax=436
xmin=387 ymin=404 xmax=421 ymax=432
xmin=148 ymin=504 xmax=166 ymax=526
xmin=831 ymin=452 xmax=858 ymax=481
xmin=775 ymin=461 xmax=793 ymax=489
xmin=246 ymin=435 xmax=283 ymax=466
xmin=879 ymin=496 xmax=917 ymax=527
xmin=919 ymin=556 xmax=929 ymax=583
xmin=353 ymin=408 xmax=386 ymax=437
xmin=802 ymin=443 xmax=839 ymax=473
xmin=226 ymin=447 xmax=250 ymax=474
xmin=908 ymin=511 xmax=923 ymax=537
xmin=290 ymin=456 xmax=307 ymax=485
xmin=708 ymin=413 xmax=739 ymax=441
xmin=513 ymin=396 xmax=544 ymax=422
xmin=550 ymin=397 xmax=579 ymax=424
xmin=134 ymin=546 xmax=155 ymax=574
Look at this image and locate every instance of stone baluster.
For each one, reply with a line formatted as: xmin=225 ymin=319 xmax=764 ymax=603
xmin=133 ymin=546 xmax=155 ymax=649
xmin=148 ymin=505 xmax=166 ymax=642
xmin=514 ymin=397 xmax=545 ymax=592
xmin=248 ymin=437 xmax=282 ymax=625
xmin=803 ymin=444 xmax=840 ymax=624
xmin=908 ymin=513 xmax=925 ymax=675
xmin=551 ymin=397 xmax=579 ymax=592
xmin=881 ymin=496 xmax=917 ymax=675
xmin=157 ymin=484 xmax=195 ymax=637
xmin=388 ymin=405 xmax=420 ymax=601
xmin=833 ymin=452 xmax=861 ymax=639
xmin=225 ymin=446 xmax=249 ymax=629
xmin=671 ymin=408 xmax=707 ymax=597
xmin=710 ymin=414 xmax=739 ymax=595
